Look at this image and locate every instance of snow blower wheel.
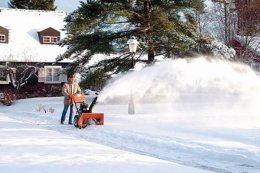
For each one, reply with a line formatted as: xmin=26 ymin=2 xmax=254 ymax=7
xmin=73 ymin=115 xmax=79 ymax=127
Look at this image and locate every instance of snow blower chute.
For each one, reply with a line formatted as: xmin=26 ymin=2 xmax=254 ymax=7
xmin=70 ymin=94 xmax=104 ymax=129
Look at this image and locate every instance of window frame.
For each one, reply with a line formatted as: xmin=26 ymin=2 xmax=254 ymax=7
xmin=0 ymin=34 xmax=6 ymax=43
xmin=42 ymin=36 xmax=59 ymax=44
xmin=44 ymin=66 xmax=62 ymax=83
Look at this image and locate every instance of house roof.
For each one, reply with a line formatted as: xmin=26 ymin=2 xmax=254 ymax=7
xmin=0 ymin=8 xmax=72 ymax=63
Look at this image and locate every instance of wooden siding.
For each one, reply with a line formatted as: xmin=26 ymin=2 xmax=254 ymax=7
xmin=0 ymin=25 xmax=8 ymax=43
xmin=231 ymin=39 xmax=260 ymax=63
xmin=38 ymin=27 xmax=60 ymax=44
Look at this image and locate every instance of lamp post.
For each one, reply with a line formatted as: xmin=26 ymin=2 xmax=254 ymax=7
xmin=127 ymin=36 xmax=139 ymax=114
xmin=127 ymin=36 xmax=139 ymax=68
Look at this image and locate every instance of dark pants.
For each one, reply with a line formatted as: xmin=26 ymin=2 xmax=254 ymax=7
xmin=61 ymin=104 xmax=74 ymax=124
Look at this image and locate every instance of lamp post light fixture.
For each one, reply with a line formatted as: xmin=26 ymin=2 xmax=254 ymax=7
xmin=127 ymin=36 xmax=139 ymax=68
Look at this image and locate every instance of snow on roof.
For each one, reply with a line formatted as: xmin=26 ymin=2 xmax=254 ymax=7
xmin=0 ymin=8 xmax=71 ymax=63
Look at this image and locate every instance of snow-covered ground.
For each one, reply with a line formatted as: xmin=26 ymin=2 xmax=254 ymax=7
xmin=0 ymin=98 xmax=214 ymax=173
xmin=1 ymin=57 xmax=260 ymax=173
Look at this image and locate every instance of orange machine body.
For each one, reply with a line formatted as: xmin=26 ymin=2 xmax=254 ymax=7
xmin=78 ymin=113 xmax=104 ymax=128
xmin=70 ymin=94 xmax=104 ymax=129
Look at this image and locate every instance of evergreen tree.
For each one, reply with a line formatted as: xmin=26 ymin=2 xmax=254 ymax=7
xmin=58 ymin=0 xmax=230 ymax=88
xmin=8 ymin=0 xmax=57 ymax=11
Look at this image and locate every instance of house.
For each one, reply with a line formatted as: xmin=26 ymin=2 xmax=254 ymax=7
xmin=235 ymin=0 xmax=260 ymax=36
xmin=231 ymin=0 xmax=260 ymax=68
xmin=0 ymin=8 xmax=71 ymax=100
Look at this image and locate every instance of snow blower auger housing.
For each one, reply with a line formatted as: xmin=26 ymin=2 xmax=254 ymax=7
xmin=70 ymin=94 xmax=104 ymax=129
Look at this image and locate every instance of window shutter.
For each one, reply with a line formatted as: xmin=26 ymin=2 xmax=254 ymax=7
xmin=8 ymin=68 xmax=16 ymax=84
xmin=6 ymin=71 xmax=11 ymax=83
xmin=38 ymin=68 xmax=45 ymax=83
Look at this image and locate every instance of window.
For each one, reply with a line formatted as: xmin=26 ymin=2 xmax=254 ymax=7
xmin=43 ymin=36 xmax=59 ymax=44
xmin=0 ymin=69 xmax=6 ymax=81
xmin=43 ymin=37 xmax=50 ymax=43
xmin=0 ymin=34 xmax=6 ymax=43
xmin=45 ymin=66 xmax=61 ymax=82
xmin=51 ymin=37 xmax=58 ymax=43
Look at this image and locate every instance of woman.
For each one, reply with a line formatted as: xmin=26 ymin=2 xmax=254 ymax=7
xmin=60 ymin=73 xmax=81 ymax=125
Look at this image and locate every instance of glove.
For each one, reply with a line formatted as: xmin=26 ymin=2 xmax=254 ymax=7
xmin=69 ymin=94 xmax=74 ymax=99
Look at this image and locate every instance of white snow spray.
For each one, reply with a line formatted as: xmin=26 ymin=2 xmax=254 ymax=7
xmin=99 ymin=56 xmax=260 ymax=128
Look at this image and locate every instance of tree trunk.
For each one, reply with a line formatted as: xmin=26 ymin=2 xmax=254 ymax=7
xmin=148 ymin=47 xmax=155 ymax=63
xmin=144 ymin=0 xmax=154 ymax=63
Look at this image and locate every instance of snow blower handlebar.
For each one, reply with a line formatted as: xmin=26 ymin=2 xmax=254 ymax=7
xmin=70 ymin=94 xmax=85 ymax=103
xmin=70 ymin=94 xmax=86 ymax=114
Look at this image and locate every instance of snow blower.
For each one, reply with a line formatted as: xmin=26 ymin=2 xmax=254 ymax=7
xmin=70 ymin=94 xmax=104 ymax=129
